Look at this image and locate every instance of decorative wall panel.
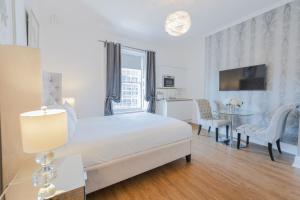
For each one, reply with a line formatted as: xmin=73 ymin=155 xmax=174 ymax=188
xmin=204 ymin=1 xmax=300 ymax=144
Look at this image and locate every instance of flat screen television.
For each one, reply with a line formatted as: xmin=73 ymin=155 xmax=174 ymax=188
xmin=219 ymin=64 xmax=267 ymax=91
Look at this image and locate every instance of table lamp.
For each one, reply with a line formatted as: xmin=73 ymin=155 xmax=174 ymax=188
xmin=20 ymin=107 xmax=68 ymax=200
xmin=62 ymin=97 xmax=75 ymax=107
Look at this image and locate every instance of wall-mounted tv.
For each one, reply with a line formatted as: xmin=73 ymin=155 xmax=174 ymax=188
xmin=219 ymin=64 xmax=267 ymax=91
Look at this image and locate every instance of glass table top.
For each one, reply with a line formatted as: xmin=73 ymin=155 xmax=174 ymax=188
xmin=218 ymin=110 xmax=255 ymax=116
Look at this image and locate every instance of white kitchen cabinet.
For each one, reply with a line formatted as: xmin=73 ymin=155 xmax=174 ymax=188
xmin=156 ymin=99 xmax=193 ymax=121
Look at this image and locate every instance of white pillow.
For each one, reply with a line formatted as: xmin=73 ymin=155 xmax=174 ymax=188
xmin=63 ymin=102 xmax=78 ymax=122
xmin=63 ymin=102 xmax=78 ymax=139
xmin=66 ymin=114 xmax=76 ymax=139
xmin=47 ymin=103 xmax=77 ymax=139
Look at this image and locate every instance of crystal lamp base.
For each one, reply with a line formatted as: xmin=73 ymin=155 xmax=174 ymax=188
xmin=37 ymin=183 xmax=56 ymax=200
xmin=32 ymin=151 xmax=57 ymax=199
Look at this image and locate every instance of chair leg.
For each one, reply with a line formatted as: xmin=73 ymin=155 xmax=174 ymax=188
xmin=208 ymin=126 xmax=211 ymax=133
xmin=215 ymin=128 xmax=219 ymax=142
xmin=237 ymin=133 xmax=241 ymax=149
xmin=276 ymin=139 xmax=282 ymax=154
xmin=197 ymin=125 xmax=202 ymax=135
xmin=226 ymin=125 xmax=229 ymax=139
xmin=246 ymin=136 xmax=250 ymax=146
xmin=268 ymin=143 xmax=275 ymax=161
xmin=186 ymin=154 xmax=191 ymax=163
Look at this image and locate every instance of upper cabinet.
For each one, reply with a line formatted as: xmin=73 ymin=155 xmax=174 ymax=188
xmin=156 ymin=66 xmax=186 ymax=89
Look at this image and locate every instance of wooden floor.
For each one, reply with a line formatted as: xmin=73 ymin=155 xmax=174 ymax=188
xmin=87 ymin=127 xmax=300 ymax=200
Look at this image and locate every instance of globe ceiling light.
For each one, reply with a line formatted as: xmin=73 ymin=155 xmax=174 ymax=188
xmin=165 ymin=10 xmax=191 ymax=37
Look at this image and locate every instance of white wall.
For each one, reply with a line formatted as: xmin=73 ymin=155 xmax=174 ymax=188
xmin=26 ymin=0 xmax=196 ymax=118
xmin=184 ymin=37 xmax=206 ymax=99
xmin=156 ymin=66 xmax=186 ymax=89
xmin=156 ymin=37 xmax=206 ymax=100
xmin=14 ymin=0 xmax=27 ymax=45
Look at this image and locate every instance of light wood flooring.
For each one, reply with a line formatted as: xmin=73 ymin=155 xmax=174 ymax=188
xmin=87 ymin=126 xmax=300 ymax=200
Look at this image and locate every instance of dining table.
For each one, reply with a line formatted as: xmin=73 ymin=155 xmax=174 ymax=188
xmin=219 ymin=109 xmax=255 ymax=147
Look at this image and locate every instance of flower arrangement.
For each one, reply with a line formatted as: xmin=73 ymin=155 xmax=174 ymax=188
xmin=224 ymin=98 xmax=244 ymax=108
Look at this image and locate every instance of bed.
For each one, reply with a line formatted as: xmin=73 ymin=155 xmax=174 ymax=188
xmin=43 ymin=72 xmax=192 ymax=194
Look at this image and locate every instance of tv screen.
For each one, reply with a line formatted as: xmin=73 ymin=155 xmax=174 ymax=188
xmin=219 ymin=64 xmax=267 ymax=91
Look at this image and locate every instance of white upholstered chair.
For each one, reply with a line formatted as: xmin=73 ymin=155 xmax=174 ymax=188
xmin=236 ymin=104 xmax=297 ymax=161
xmin=193 ymin=99 xmax=230 ymax=142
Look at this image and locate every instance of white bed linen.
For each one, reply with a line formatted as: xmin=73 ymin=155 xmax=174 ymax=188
xmin=55 ymin=112 xmax=192 ymax=169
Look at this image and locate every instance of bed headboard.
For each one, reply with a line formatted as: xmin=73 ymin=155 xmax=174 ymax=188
xmin=42 ymin=71 xmax=62 ymax=105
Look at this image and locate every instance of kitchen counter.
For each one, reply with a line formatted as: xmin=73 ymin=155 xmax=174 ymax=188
xmin=166 ymin=98 xmax=192 ymax=102
xmin=156 ymin=98 xmax=193 ymax=102
xmin=156 ymin=98 xmax=193 ymax=121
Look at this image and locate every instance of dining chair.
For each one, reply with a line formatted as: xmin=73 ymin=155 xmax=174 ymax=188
xmin=236 ymin=104 xmax=296 ymax=161
xmin=193 ymin=99 xmax=230 ymax=142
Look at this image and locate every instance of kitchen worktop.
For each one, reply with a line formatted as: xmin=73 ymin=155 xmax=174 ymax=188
xmin=156 ymin=98 xmax=193 ymax=121
xmin=156 ymin=98 xmax=193 ymax=102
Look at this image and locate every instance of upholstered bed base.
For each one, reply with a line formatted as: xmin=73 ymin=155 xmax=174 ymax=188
xmin=85 ymin=138 xmax=192 ymax=194
xmin=42 ymin=71 xmax=192 ymax=194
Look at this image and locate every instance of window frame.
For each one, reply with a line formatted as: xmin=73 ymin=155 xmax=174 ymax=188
xmin=113 ymin=48 xmax=147 ymax=114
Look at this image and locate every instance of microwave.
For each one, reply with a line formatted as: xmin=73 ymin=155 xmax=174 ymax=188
xmin=163 ymin=76 xmax=175 ymax=88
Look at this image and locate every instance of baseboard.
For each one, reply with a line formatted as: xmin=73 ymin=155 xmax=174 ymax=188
xmin=293 ymin=156 xmax=300 ymax=168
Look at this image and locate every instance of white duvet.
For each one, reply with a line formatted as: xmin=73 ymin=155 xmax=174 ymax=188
xmin=55 ymin=112 xmax=192 ymax=169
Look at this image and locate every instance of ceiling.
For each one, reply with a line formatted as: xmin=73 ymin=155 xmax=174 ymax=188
xmin=81 ymin=0 xmax=291 ymax=41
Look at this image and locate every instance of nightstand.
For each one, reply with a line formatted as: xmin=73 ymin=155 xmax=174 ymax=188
xmin=4 ymin=154 xmax=86 ymax=200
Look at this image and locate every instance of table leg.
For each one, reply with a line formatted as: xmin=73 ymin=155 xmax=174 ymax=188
xmin=230 ymin=115 xmax=234 ymax=147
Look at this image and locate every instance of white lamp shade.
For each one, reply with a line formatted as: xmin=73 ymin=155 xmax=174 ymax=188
xmin=165 ymin=10 xmax=191 ymax=36
xmin=20 ymin=109 xmax=68 ymax=153
xmin=62 ymin=97 xmax=75 ymax=107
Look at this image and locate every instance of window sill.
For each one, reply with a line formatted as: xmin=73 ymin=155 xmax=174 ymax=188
xmin=114 ymin=110 xmax=146 ymax=115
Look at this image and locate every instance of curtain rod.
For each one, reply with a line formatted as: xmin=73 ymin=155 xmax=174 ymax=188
xmin=98 ymin=40 xmax=150 ymax=53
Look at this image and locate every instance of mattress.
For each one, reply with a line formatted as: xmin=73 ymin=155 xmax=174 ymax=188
xmin=55 ymin=112 xmax=192 ymax=169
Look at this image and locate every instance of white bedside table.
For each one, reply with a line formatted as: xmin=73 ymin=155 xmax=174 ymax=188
xmin=4 ymin=154 xmax=86 ymax=200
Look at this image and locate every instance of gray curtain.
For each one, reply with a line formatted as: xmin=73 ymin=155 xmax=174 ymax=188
xmin=104 ymin=42 xmax=121 ymax=116
xmin=146 ymin=51 xmax=156 ymax=113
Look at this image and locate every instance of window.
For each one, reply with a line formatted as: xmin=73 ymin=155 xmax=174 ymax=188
xmin=113 ymin=48 xmax=147 ymax=113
